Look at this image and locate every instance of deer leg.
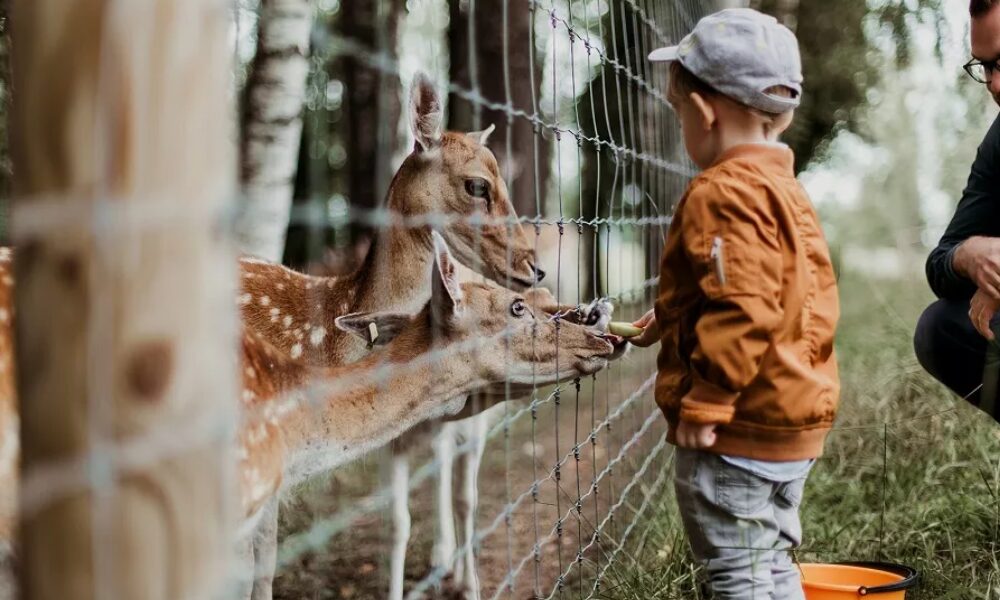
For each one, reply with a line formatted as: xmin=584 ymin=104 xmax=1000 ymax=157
xmin=431 ymin=423 xmax=457 ymax=575
xmin=251 ymin=497 xmax=279 ymax=600
xmin=236 ymin=534 xmax=255 ymax=600
xmin=458 ymin=417 xmax=487 ymax=600
xmin=389 ymin=453 xmax=411 ymax=600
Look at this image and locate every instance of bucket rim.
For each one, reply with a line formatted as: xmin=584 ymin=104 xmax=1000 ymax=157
xmin=799 ymin=561 xmax=920 ymax=595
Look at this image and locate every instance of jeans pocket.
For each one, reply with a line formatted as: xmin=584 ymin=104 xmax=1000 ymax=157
xmin=714 ymin=464 xmax=772 ymax=516
xmin=775 ymin=477 xmax=806 ymax=510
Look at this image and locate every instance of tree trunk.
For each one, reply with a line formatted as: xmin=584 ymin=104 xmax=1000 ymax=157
xmin=235 ymin=0 xmax=314 ymax=262
xmin=447 ymin=0 xmax=548 ymax=219
xmin=10 ymin=0 xmax=238 ymax=598
xmin=339 ymin=0 xmax=403 ymax=245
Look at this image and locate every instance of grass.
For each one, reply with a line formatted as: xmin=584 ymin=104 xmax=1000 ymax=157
xmin=592 ymin=270 xmax=1000 ymax=599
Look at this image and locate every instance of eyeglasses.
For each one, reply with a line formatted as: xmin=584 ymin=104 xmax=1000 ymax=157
xmin=964 ymin=58 xmax=999 ymax=84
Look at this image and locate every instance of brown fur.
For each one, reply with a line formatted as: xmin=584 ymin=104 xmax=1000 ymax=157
xmin=238 ymin=129 xmax=539 ymax=368
xmin=0 ymin=242 xmax=614 ymax=539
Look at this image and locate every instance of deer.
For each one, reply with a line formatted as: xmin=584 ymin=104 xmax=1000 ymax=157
xmin=0 ymin=235 xmax=618 ymax=599
xmin=234 ymin=72 xmax=621 ymax=598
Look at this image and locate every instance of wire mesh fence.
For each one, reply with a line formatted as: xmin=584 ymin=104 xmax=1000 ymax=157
xmin=2 ymin=0 xmax=1000 ymax=599
xmin=256 ymin=0 xmax=708 ymax=597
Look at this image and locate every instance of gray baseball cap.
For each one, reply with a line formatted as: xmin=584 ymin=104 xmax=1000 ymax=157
xmin=649 ymin=8 xmax=802 ymax=114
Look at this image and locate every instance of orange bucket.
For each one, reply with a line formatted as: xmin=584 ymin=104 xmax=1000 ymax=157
xmin=800 ymin=562 xmax=919 ymax=599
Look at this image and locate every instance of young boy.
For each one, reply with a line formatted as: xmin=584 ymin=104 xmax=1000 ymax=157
xmin=630 ymin=9 xmax=840 ymax=599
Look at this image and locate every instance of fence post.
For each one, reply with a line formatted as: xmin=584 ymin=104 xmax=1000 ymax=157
xmin=10 ymin=0 xmax=238 ymax=598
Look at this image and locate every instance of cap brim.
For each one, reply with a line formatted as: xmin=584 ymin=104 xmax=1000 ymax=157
xmin=647 ymin=46 xmax=679 ymax=62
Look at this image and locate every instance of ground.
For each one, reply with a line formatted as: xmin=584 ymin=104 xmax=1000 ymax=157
xmin=271 ymin=271 xmax=1000 ymax=599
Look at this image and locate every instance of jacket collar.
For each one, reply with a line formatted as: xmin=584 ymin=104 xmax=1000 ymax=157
xmin=710 ymin=143 xmax=795 ymax=174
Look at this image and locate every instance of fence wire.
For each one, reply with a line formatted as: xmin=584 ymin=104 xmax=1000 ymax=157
xmin=4 ymin=0 xmax=1000 ymax=599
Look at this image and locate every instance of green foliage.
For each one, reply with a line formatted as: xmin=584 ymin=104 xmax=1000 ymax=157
xmin=753 ymin=0 xmax=943 ymax=171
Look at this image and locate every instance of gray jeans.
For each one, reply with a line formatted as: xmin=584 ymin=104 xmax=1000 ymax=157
xmin=674 ymin=448 xmax=807 ymax=600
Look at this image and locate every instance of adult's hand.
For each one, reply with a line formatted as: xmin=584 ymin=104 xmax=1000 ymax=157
xmin=969 ymin=288 xmax=1000 ymax=341
xmin=954 ymin=236 xmax=1000 ymax=299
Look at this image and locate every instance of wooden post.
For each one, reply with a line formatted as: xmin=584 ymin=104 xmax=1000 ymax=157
xmin=10 ymin=0 xmax=238 ymax=598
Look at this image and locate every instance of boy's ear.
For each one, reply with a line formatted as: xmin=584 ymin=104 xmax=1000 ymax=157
xmin=771 ymin=110 xmax=795 ymax=137
xmin=689 ymin=92 xmax=716 ymax=131
xmin=335 ymin=312 xmax=412 ymax=346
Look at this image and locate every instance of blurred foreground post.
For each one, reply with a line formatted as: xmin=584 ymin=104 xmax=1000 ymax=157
xmin=10 ymin=0 xmax=238 ymax=598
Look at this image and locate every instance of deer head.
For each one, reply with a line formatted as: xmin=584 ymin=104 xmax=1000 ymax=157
xmin=389 ymin=72 xmax=543 ymax=291
xmin=335 ymin=233 xmax=613 ymax=388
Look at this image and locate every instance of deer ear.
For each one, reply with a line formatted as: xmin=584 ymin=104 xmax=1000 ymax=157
xmin=465 ymin=123 xmax=496 ymax=146
xmin=334 ymin=312 xmax=411 ymax=347
xmin=409 ymin=72 xmax=443 ymax=152
xmin=430 ymin=231 xmax=463 ymax=317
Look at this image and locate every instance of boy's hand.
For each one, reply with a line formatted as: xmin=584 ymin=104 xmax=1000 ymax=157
xmin=676 ymin=420 xmax=717 ymax=449
xmin=628 ymin=308 xmax=660 ymax=347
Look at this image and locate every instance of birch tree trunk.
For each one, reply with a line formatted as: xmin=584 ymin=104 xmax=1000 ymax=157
xmin=10 ymin=0 xmax=238 ymax=598
xmin=235 ymin=0 xmax=314 ymax=262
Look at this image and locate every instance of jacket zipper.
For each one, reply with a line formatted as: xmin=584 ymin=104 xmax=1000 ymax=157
xmin=710 ymin=236 xmax=726 ymax=286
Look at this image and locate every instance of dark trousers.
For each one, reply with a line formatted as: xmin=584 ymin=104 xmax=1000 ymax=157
xmin=914 ymin=298 xmax=999 ymax=421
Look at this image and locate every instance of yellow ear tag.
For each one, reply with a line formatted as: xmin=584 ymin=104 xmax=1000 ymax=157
xmin=368 ymin=322 xmax=379 ymax=344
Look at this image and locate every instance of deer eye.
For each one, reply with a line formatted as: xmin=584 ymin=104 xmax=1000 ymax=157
xmin=510 ymin=299 xmax=526 ymax=318
xmin=464 ymin=178 xmax=490 ymax=200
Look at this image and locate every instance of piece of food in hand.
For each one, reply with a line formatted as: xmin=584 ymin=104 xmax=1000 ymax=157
xmin=608 ymin=322 xmax=643 ymax=337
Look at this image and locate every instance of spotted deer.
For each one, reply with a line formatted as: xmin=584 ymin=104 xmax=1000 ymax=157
xmin=0 ymin=235 xmax=616 ymax=599
xmin=236 ymin=71 xmax=544 ymax=368
xmin=234 ymin=72 xmax=618 ymax=598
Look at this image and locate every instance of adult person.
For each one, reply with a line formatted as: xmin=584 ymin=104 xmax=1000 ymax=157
xmin=914 ymin=0 xmax=1000 ymax=420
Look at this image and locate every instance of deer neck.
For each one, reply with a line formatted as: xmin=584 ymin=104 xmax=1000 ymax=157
xmin=355 ymin=224 xmax=433 ymax=313
xmin=279 ymin=337 xmax=477 ymax=486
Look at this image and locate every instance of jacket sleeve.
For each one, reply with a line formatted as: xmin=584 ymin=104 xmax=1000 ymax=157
xmin=678 ymin=180 xmax=784 ymax=426
xmin=926 ymin=115 xmax=1000 ymax=301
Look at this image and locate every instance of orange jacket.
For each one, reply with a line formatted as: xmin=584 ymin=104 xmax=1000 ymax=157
xmin=654 ymin=144 xmax=840 ymax=461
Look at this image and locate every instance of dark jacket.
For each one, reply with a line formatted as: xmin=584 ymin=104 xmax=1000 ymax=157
xmin=926 ymin=114 xmax=1000 ymax=300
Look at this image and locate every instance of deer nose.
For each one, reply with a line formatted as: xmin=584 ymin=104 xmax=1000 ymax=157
xmin=530 ymin=264 xmax=546 ymax=283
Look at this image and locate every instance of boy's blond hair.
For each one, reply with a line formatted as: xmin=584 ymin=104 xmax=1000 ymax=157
xmin=667 ymin=61 xmax=795 ymax=134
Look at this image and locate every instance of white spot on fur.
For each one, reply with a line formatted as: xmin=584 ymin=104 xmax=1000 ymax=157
xmin=283 ymin=315 xmax=292 ymax=327
xmin=242 ymin=389 xmax=255 ymax=403
xmin=260 ymin=296 xmax=271 ymax=306
xmin=269 ymin=307 xmax=280 ymax=317
xmin=327 ymin=280 xmax=335 ymax=289
xmin=237 ymin=293 xmax=252 ymax=305
xmin=310 ymin=326 xmax=326 ymax=347
xmin=0 ymin=309 xmax=9 ymax=323
xmin=245 ymin=367 xmax=256 ymax=379
xmin=290 ymin=343 xmax=303 ymax=359
xmin=1 ymin=276 xmax=11 ymax=286
xmin=277 ymin=283 xmax=285 ymax=291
